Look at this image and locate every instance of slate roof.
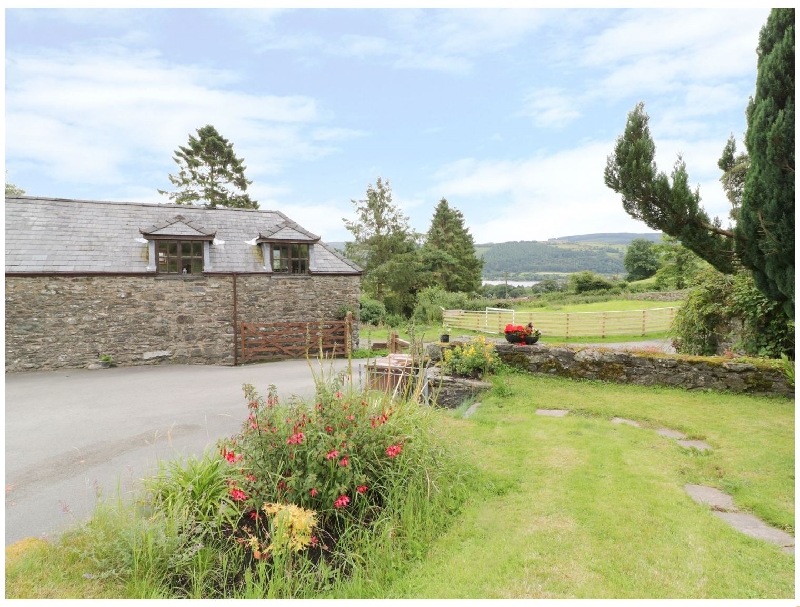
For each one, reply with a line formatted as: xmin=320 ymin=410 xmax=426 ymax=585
xmin=5 ymin=196 xmax=362 ymax=275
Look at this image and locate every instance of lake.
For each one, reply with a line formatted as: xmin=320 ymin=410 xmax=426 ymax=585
xmin=482 ymin=280 xmax=540 ymax=287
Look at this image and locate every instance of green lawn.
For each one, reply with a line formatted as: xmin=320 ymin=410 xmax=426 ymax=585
xmin=381 ymin=374 xmax=794 ymax=599
xmin=517 ymin=299 xmax=681 ymax=313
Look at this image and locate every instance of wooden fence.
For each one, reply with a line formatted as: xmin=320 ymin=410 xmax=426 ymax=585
xmin=442 ymin=306 xmax=680 ymax=338
xmin=240 ymin=314 xmax=353 ymax=363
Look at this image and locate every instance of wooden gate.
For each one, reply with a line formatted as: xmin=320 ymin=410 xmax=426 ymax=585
xmin=239 ymin=315 xmax=353 ymax=363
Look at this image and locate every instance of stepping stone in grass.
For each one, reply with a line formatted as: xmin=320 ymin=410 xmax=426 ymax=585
xmin=712 ymin=512 xmax=795 ymax=553
xmin=656 ymin=428 xmax=686 ymax=439
xmin=611 ymin=417 xmax=641 ymax=427
xmin=684 ymin=484 xmax=795 ymax=553
xmin=684 ymin=484 xmax=736 ymax=511
xmin=677 ymin=439 xmax=712 ymax=451
xmin=536 ymin=409 xmax=569 ymax=417
xmin=463 ymin=402 xmax=481 ymax=419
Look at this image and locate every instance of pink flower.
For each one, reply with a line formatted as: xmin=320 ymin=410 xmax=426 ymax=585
xmin=326 ymin=426 xmax=334 ymax=433
xmin=325 ymin=449 xmax=339 ymax=460
xmin=310 ymin=536 xmax=319 ymax=548
xmin=230 ymin=488 xmax=248 ymax=501
xmin=386 ymin=444 xmax=403 ymax=458
xmin=333 ymin=495 xmax=350 ymax=509
xmin=339 ymin=456 xmax=349 ymax=467
xmin=221 ymin=448 xmax=242 ymax=464
xmin=310 ymin=488 xmax=318 ymax=497
xmin=347 ymin=415 xmax=355 ymax=421
xmin=335 ymin=391 xmax=343 ymax=398
xmin=357 ymin=485 xmax=368 ymax=493
xmin=286 ymin=432 xmax=305 ymax=445
xmin=249 ymin=510 xmax=260 ymax=520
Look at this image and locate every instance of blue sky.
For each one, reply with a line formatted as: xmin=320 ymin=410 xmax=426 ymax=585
xmin=5 ymin=8 xmax=769 ymax=244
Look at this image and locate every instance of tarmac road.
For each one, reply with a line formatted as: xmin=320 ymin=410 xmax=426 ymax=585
xmin=4 ymin=358 xmax=356 ymax=546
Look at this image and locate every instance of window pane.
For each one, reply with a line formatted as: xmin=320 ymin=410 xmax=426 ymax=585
xmin=168 ymin=259 xmax=178 ymax=273
xmin=193 ymin=242 xmax=203 ymax=256
xmin=192 ymin=260 xmax=203 ymax=274
xmin=182 ymin=242 xmax=191 ymax=256
xmin=168 ymin=242 xmax=178 ymax=255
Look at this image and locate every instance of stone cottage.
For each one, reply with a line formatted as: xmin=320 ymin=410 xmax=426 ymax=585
xmin=5 ymin=196 xmax=362 ymax=372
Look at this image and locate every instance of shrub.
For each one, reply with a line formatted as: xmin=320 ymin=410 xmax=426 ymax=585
xmin=383 ymin=313 xmax=405 ymax=328
xmin=441 ymin=336 xmax=501 ymax=379
xmin=359 ymin=297 xmax=386 ymax=326
xmin=335 ymin=304 xmax=356 ymax=321
xmin=568 ymin=271 xmax=614 ymax=294
xmin=671 ymin=268 xmax=794 ymax=358
xmin=217 ymin=376 xmax=457 ymax=564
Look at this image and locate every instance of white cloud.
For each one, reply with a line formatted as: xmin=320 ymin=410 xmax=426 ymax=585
xmin=429 ymin=138 xmax=732 ymax=243
xmin=520 ymin=87 xmax=582 ymax=128
xmin=224 ymin=8 xmax=547 ymax=74
xmin=583 ymin=9 xmax=766 ymax=102
xmin=5 ymin=46 xmax=359 ymax=190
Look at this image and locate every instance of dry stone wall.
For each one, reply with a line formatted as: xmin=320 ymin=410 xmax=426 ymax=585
xmin=5 ymin=274 xmax=360 ymax=372
xmin=493 ymin=343 xmax=792 ymax=397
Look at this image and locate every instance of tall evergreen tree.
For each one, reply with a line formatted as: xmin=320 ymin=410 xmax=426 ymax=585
xmin=603 ymin=102 xmax=737 ymax=275
xmin=420 ymin=198 xmax=483 ymax=293
xmin=736 ymin=8 xmax=794 ymax=317
xmin=158 ymin=125 xmax=258 ymax=209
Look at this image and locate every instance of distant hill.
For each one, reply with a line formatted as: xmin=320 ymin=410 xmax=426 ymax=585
xmin=325 ymin=241 xmax=347 ymax=253
xmin=547 ymin=232 xmax=662 ymax=245
xmin=478 ymin=240 xmax=626 ymax=279
xmin=330 ymin=233 xmax=662 ymax=279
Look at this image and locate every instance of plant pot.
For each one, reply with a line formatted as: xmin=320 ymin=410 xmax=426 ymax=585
xmin=440 ymin=334 xmax=450 ymax=343
xmin=523 ymin=335 xmax=539 ymax=345
xmin=504 ymin=333 xmax=522 ymax=343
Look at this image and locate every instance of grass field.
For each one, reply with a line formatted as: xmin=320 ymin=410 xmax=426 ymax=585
xmin=380 ymin=374 xmax=794 ymax=599
xmin=517 ymin=299 xmax=679 ymax=313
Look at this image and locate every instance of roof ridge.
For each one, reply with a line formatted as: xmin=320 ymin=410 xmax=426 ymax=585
xmin=5 ymin=196 xmax=282 ymax=214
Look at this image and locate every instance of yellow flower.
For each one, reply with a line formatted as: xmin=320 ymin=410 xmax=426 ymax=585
xmin=262 ymin=502 xmax=318 ymax=553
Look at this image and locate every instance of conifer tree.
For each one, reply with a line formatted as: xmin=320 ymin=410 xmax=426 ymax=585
xmin=736 ymin=8 xmax=794 ymax=316
xmin=159 ymin=125 xmax=258 ymax=209
xmin=420 ymin=198 xmax=483 ymax=293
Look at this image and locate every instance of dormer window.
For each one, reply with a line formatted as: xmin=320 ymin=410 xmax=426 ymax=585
xmin=139 ymin=214 xmax=215 ymax=275
xmin=157 ymin=240 xmax=204 ymax=274
xmin=271 ymin=243 xmax=309 ymax=274
xmin=256 ymin=220 xmax=320 ymax=275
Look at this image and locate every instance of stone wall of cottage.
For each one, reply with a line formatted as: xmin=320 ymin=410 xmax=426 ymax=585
xmin=5 ymin=274 xmax=361 ymax=372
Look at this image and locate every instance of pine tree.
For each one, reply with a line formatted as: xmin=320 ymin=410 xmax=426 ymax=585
xmin=158 ymin=125 xmax=257 ymax=209
xmin=420 ymin=198 xmax=483 ymax=293
xmin=736 ymin=8 xmax=794 ymax=317
xmin=604 ymin=102 xmax=737 ymax=275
